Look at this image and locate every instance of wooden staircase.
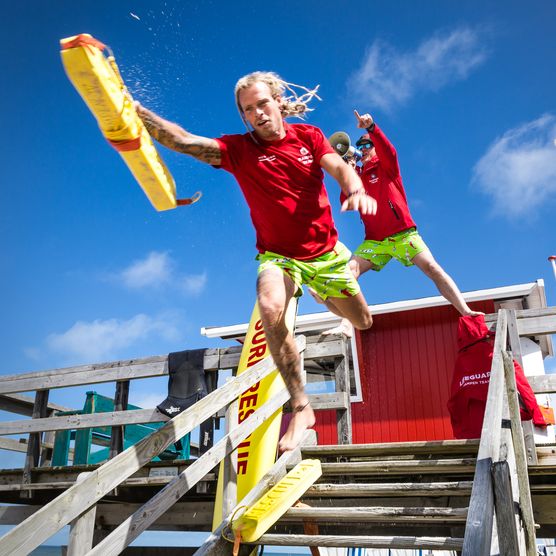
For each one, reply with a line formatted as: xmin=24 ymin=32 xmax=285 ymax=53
xmin=244 ymin=439 xmax=478 ymax=553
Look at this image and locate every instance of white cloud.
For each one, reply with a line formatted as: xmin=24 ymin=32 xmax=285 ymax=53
xmin=117 ymin=251 xmax=207 ymax=296
xmin=348 ymin=27 xmax=488 ymax=111
xmin=120 ymin=251 xmax=172 ymax=289
xmin=45 ymin=313 xmax=182 ymax=362
xmin=472 ymin=114 xmax=556 ymax=218
xmin=180 ymin=272 xmax=207 ymax=295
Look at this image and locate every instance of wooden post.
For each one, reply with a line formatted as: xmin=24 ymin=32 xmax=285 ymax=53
xmin=67 ymin=473 xmax=96 ymax=556
xmin=502 ymin=350 xmax=537 ymax=556
xmin=507 ymin=309 xmax=538 ymax=465
xmin=21 ymin=390 xmax=49 ymax=497
xmin=462 ymin=309 xmax=508 ymax=556
xmin=109 ymin=380 xmax=129 ymax=459
xmin=222 ymin=399 xmax=238 ymax=520
xmin=334 ymin=335 xmax=352 ymax=445
xmin=492 ymin=460 xmax=520 ymax=555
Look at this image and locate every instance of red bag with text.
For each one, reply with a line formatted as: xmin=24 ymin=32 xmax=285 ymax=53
xmin=447 ymin=315 xmax=546 ymax=439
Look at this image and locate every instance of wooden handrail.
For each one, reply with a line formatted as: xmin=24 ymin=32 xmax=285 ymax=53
xmin=0 ymin=336 xmax=305 ymax=556
xmin=0 ymin=336 xmax=342 ymax=395
xmin=462 ymin=309 xmax=507 ymax=555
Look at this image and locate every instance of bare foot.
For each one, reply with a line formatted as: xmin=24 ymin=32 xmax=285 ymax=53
xmin=321 ymin=318 xmax=353 ymax=338
xmin=279 ymin=402 xmax=316 ymax=453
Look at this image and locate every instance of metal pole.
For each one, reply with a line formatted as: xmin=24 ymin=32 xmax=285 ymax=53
xmin=549 ymin=256 xmax=556 ymax=281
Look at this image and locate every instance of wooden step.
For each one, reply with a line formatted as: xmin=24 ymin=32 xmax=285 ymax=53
xmin=305 ymin=481 xmax=473 ymax=497
xmin=280 ymin=505 xmax=467 ymax=523
xmin=253 ymin=533 xmax=464 ymax=550
xmin=320 ymin=458 xmax=477 ymax=476
xmin=301 ymin=439 xmax=479 ymax=458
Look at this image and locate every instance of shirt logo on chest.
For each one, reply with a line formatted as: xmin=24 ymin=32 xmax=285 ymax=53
xmin=258 ymin=155 xmax=277 ymax=163
xmin=298 ymin=147 xmax=313 ymax=165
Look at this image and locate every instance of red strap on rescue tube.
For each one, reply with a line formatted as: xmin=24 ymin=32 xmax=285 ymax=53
xmin=107 ymin=137 xmax=142 ymax=152
xmin=176 ymin=191 xmax=202 ymax=206
xmin=61 ymin=34 xmax=107 ymax=51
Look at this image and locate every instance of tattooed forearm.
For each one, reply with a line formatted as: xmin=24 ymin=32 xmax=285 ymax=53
xmin=136 ymin=104 xmax=221 ymax=164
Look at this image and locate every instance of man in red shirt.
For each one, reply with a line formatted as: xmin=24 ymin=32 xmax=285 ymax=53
xmin=135 ymin=72 xmax=376 ymax=452
xmin=321 ymin=110 xmax=482 ymax=335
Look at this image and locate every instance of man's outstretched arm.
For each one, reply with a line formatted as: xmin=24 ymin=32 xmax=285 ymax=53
xmin=320 ymin=152 xmax=377 ymax=215
xmin=135 ymin=103 xmax=221 ymax=165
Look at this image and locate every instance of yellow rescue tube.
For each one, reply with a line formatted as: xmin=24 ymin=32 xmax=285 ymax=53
xmin=212 ymin=298 xmax=297 ymax=530
xmin=60 ymin=34 xmax=189 ymax=211
xmin=232 ymin=459 xmax=322 ymax=542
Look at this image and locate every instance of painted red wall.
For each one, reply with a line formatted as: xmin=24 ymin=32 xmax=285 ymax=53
xmin=314 ymin=300 xmax=495 ymax=445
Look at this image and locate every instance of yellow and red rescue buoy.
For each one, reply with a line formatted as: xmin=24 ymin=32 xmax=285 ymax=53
xmin=60 ymin=34 xmax=200 ymax=211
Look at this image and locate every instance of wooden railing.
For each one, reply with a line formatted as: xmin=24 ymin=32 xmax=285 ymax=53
xmin=0 ymin=336 xmax=305 ymax=555
xmin=462 ymin=307 xmax=556 ymax=556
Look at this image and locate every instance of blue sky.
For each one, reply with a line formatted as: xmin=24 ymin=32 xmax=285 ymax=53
xmin=1 ymin=0 xmax=556 ymax=548
xmin=3 ymin=0 xmax=556 ymax=402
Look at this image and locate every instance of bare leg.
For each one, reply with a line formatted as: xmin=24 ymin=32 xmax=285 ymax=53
xmin=257 ymin=268 xmax=315 ymax=453
xmin=319 ymin=257 xmax=375 ymax=336
xmin=412 ymin=250 xmax=484 ymax=316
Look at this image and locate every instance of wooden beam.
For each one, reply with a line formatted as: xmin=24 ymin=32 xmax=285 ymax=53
xmin=0 ymin=336 xmax=305 ymax=556
xmin=503 ymin=350 xmax=537 ymax=556
xmin=528 ymin=374 xmax=556 ymax=394
xmin=301 ymin=438 xmax=479 ymax=458
xmin=67 ymin=473 xmax=96 ymax=556
xmin=280 ymin=506 xmax=467 ymax=523
xmin=0 ymin=408 xmax=169 ymax=436
xmin=334 ymin=338 xmax=351 ymax=444
xmin=306 ymin=481 xmax=474 ymax=497
xmin=253 ymin=534 xmax=464 ymax=550
xmin=491 ymin=461 xmax=520 ymax=556
xmin=462 ymin=309 xmax=508 ymax=556
xmin=320 ymin=458 xmax=476 ymax=476
xmin=0 ymin=394 xmax=70 ymax=417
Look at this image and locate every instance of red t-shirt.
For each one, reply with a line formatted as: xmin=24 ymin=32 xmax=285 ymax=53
xmin=214 ymin=122 xmax=338 ymax=260
xmin=340 ymin=125 xmax=416 ymax=241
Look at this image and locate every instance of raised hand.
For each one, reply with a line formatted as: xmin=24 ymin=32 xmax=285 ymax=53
xmin=354 ymin=109 xmax=374 ymax=130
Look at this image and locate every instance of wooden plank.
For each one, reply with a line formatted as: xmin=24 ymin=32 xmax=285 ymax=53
xmin=0 ymin=394 xmax=70 ymax=417
xmin=462 ymin=310 xmax=508 ymax=556
xmin=221 ymin=399 xmax=238 ymax=522
xmin=320 ymin=458 xmax=476 ymax=476
xmin=306 ymin=481 xmax=474 ymax=497
xmin=0 ymin=438 xmax=28 ymax=453
xmin=284 ymin=392 xmax=348 ymax=412
xmin=484 ymin=307 xmax=556 ymax=324
xmin=22 ymin=390 xmax=49 ymax=492
xmin=491 ymin=461 xmax=520 ymax=556
xmin=253 ymin=534 xmax=464 ymax=550
xmin=528 ymin=374 xmax=556 ymax=394
xmin=518 ymin=315 xmax=556 ymax=336
xmin=0 ymin=408 xmax=169 ymax=435
xmin=0 ymin=474 xmax=218 ymax=492
xmin=86 ymin=387 xmax=291 ymax=556
xmin=0 ymin=336 xmax=339 ymax=394
xmin=68 ymin=473 xmax=96 ymax=556
xmin=0 ymin=336 xmax=305 ymax=556
xmin=301 ymin=438 xmax=479 ymax=457
xmin=280 ymin=506 xmax=468 ymax=523
xmin=109 ymin=381 xmax=129 ymax=459
xmin=194 ymin=430 xmax=316 ymax=556
xmin=477 ymin=309 xmax=507 ymax=462
xmin=0 ymin=362 xmax=169 ymax=395
xmin=503 ymin=350 xmax=537 ymax=556
xmin=334 ymin=338 xmax=351 ymax=445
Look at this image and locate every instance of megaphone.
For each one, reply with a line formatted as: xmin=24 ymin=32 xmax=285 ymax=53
xmin=328 ymin=131 xmax=362 ymax=160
